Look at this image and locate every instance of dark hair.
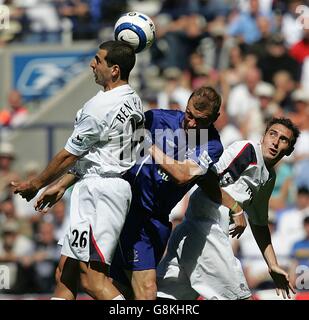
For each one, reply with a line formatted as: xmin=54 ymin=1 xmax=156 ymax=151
xmin=298 ymin=186 xmax=309 ymax=195
xmin=265 ymin=117 xmax=300 ymax=151
xmin=99 ymin=41 xmax=136 ymax=81
xmin=303 ymin=216 xmax=309 ymax=225
xmin=189 ymin=86 xmax=222 ymax=115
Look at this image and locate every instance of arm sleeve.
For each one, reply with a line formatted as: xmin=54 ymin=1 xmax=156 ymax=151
xmin=65 ymin=112 xmax=108 ymax=156
xmin=187 ymin=138 xmax=223 ymax=175
xmin=187 ymin=149 xmax=212 ymax=175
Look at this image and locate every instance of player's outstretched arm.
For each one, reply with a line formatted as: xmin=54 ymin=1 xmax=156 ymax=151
xmin=148 ymin=144 xmax=203 ymax=185
xmin=34 ymin=173 xmax=78 ymax=213
xmin=11 ymin=149 xmax=79 ymax=202
xmin=249 ymin=221 xmax=296 ymax=299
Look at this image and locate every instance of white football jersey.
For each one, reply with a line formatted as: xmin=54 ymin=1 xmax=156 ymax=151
xmin=65 ymin=84 xmax=144 ymax=177
xmin=187 ymin=140 xmax=276 ymax=226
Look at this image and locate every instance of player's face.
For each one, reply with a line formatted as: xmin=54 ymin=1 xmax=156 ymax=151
xmin=184 ymin=97 xmax=216 ymax=131
xmin=90 ymin=49 xmax=113 ymax=87
xmin=261 ymin=124 xmax=293 ymax=166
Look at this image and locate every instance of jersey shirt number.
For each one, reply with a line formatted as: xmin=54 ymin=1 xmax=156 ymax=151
xmin=71 ymin=229 xmax=88 ymax=248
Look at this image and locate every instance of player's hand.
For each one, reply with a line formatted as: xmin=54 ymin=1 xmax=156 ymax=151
xmin=229 ymin=211 xmax=247 ymax=239
xmin=34 ymin=184 xmax=66 ymax=213
xmin=269 ymin=265 xmax=296 ymax=299
xmin=11 ymin=180 xmax=39 ymax=202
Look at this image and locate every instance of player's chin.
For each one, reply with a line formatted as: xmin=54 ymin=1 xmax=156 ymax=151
xmin=94 ymin=78 xmax=102 ymax=85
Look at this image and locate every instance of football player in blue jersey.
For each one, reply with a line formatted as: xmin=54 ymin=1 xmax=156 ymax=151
xmin=110 ymin=86 xmax=224 ymax=299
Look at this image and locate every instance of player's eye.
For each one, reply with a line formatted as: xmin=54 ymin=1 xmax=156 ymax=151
xmin=280 ymin=137 xmax=289 ymax=144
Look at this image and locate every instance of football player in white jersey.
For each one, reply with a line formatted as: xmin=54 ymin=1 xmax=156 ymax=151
xmin=155 ymin=117 xmax=299 ymax=300
xmin=11 ymin=41 xmax=144 ymax=300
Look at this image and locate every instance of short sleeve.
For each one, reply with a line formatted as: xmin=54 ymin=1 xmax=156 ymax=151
xmin=186 ymin=148 xmax=212 ymax=175
xmin=65 ymin=112 xmax=108 ymax=156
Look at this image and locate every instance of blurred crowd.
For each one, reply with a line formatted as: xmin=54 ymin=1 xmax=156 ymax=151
xmin=1 ymin=0 xmax=309 ymax=295
xmin=0 ymin=0 xmax=127 ymax=45
xmin=0 ymin=141 xmax=69 ymax=293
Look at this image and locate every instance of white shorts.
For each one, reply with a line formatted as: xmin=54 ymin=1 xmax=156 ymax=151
xmin=60 ymin=176 xmax=132 ymax=265
xmin=157 ymin=195 xmax=251 ymax=300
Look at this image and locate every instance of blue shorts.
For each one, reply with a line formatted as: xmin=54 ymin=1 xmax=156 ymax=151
xmin=110 ymin=208 xmax=172 ymax=284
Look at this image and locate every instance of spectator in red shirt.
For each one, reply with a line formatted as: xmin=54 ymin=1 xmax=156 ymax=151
xmin=0 ymin=90 xmax=28 ymax=127
xmin=290 ymin=29 xmax=309 ymax=64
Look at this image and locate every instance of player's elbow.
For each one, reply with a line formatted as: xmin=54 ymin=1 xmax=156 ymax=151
xmin=173 ymin=172 xmax=192 ymax=185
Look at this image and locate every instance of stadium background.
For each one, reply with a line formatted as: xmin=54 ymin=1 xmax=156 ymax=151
xmin=0 ymin=0 xmax=309 ymax=300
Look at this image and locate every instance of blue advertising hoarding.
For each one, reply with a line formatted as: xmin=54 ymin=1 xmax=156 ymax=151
xmin=12 ymin=49 xmax=96 ymax=102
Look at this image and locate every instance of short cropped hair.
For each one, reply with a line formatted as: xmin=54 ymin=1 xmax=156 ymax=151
xmin=99 ymin=41 xmax=136 ymax=81
xmin=189 ymin=86 xmax=222 ymax=115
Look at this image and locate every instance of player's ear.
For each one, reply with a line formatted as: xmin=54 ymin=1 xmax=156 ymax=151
xmin=285 ymin=146 xmax=294 ymax=156
xmin=112 ymin=65 xmax=120 ymax=78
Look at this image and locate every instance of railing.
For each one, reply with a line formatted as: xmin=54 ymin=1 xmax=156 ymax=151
xmin=0 ymin=123 xmax=73 ymax=163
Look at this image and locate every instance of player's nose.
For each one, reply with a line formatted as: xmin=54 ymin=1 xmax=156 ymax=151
xmin=272 ymin=136 xmax=280 ymax=147
xmin=90 ymin=58 xmax=96 ymax=69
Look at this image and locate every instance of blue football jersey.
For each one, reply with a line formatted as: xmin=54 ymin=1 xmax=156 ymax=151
xmin=123 ymin=109 xmax=223 ymax=222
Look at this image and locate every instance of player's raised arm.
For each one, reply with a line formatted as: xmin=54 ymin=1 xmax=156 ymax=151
xmin=149 ymin=145 xmax=204 ymax=185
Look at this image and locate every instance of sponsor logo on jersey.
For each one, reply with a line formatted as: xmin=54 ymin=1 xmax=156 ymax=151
xmin=158 ymin=168 xmax=170 ymax=182
xmin=72 ymin=134 xmax=84 ymax=146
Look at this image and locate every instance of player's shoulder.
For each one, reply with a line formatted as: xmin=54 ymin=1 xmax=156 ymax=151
xmin=82 ymin=90 xmax=109 ymax=119
xmin=223 ymin=140 xmax=258 ymax=165
xmin=145 ymin=109 xmax=183 ymax=119
xmin=145 ymin=109 xmax=184 ymax=128
xmin=227 ymin=140 xmax=256 ymax=153
xmin=82 ymin=88 xmax=132 ymax=120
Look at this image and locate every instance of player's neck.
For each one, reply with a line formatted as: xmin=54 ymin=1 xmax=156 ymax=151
xmin=264 ymin=157 xmax=281 ymax=172
xmin=264 ymin=160 xmax=273 ymax=171
xmin=103 ymin=80 xmax=128 ymax=91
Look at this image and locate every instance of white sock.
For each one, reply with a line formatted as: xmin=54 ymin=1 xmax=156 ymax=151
xmin=112 ymin=294 xmax=125 ymax=300
xmin=51 ymin=297 xmax=66 ymax=300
